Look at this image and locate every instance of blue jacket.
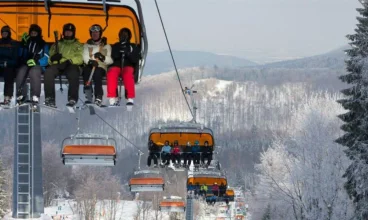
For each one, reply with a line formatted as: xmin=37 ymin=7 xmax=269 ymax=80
xmin=0 ymin=38 xmax=20 ymax=67
xmin=161 ymin=145 xmax=171 ymax=154
xmin=192 ymin=145 xmax=200 ymax=153
xmin=19 ymin=39 xmax=49 ymax=67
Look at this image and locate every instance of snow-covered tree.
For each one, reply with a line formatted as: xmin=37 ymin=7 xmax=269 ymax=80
xmin=336 ymin=1 xmax=368 ymax=219
xmin=0 ymin=158 xmax=8 ymax=218
xmin=255 ymin=94 xmax=354 ymax=220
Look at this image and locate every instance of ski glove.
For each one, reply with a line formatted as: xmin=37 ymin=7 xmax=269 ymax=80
xmin=88 ymin=59 xmax=99 ymax=68
xmin=50 ymin=53 xmax=62 ymax=62
xmin=94 ymin=52 xmax=105 ymax=62
xmin=21 ymin=33 xmax=30 ymax=46
xmin=120 ymin=42 xmax=131 ymax=54
xmin=27 ymin=59 xmax=36 ymax=67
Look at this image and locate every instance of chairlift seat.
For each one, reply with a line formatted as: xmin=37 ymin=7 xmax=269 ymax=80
xmin=159 ymin=200 xmax=185 ymax=213
xmin=61 ymin=134 xmax=117 ymax=166
xmin=129 ymin=170 xmax=164 ymax=192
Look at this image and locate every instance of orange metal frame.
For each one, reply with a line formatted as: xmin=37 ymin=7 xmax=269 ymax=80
xmin=62 ymin=145 xmax=116 ymax=156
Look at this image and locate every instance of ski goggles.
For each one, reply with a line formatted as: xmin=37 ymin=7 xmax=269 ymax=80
xmin=89 ymin=25 xmax=101 ymax=32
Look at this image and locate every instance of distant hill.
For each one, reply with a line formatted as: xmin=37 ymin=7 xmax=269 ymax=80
xmin=264 ymin=46 xmax=349 ymax=69
xmin=143 ymin=50 xmax=258 ymax=75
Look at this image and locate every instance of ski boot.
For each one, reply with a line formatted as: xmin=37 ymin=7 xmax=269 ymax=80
xmin=84 ymin=86 xmax=93 ymax=104
xmin=109 ymin=97 xmax=120 ymax=107
xmin=126 ymin=98 xmax=134 ymax=111
xmin=44 ymin=97 xmax=57 ymax=108
xmin=16 ymin=95 xmax=26 ymax=106
xmin=0 ymin=96 xmax=11 ymax=108
xmin=31 ymin=96 xmax=39 ymax=112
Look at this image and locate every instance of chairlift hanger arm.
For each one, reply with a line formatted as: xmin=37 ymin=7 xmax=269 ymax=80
xmin=44 ymin=0 xmax=52 ymax=37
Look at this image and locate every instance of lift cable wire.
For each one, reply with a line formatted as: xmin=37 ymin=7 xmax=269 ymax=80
xmin=42 ymin=85 xmax=143 ymax=154
xmin=154 ymin=0 xmax=196 ymax=122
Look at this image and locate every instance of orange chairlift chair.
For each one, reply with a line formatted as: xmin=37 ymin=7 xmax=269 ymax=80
xmin=0 ymin=0 xmax=148 ymax=84
xmin=129 ymin=152 xmax=165 ymax=192
xmin=159 ymin=196 xmax=186 ymax=213
xmin=60 ymin=105 xmax=117 ymax=166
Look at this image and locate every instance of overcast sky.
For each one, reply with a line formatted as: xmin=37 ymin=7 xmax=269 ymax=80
xmin=127 ymin=0 xmax=361 ymax=63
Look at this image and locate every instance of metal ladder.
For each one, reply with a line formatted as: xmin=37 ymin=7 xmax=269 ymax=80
xmin=185 ymin=197 xmax=194 ymax=220
xmin=15 ymin=104 xmax=32 ymax=218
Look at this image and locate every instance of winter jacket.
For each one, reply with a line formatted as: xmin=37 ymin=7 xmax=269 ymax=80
xmin=201 ymin=185 xmax=208 ymax=192
xmin=187 ymin=184 xmax=194 ymax=191
xmin=171 ymin=146 xmax=181 ymax=155
xmin=19 ymin=39 xmax=49 ymax=67
xmin=192 ymin=145 xmax=200 ymax=153
xmin=212 ymin=185 xmax=219 ymax=192
xmin=161 ymin=145 xmax=171 ymax=154
xmin=0 ymin=38 xmax=19 ymax=67
xmin=111 ymin=42 xmax=140 ymax=67
xmin=184 ymin=145 xmax=192 ymax=153
xmin=203 ymin=146 xmax=212 ymax=153
xmin=149 ymin=142 xmax=160 ymax=153
xmin=49 ymin=38 xmax=83 ymax=65
xmin=83 ymin=38 xmax=113 ymax=71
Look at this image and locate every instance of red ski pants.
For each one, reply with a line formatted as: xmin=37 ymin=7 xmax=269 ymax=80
xmin=106 ymin=66 xmax=135 ymax=99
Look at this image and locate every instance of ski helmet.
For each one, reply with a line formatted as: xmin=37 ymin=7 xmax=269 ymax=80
xmin=89 ymin=24 xmax=103 ymax=42
xmin=118 ymin=28 xmax=132 ymax=42
xmin=29 ymin=24 xmax=42 ymax=40
xmin=1 ymin=25 xmax=11 ymax=39
xmin=63 ymin=23 xmax=76 ymax=40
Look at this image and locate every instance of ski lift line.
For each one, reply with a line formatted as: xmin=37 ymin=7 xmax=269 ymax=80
xmin=66 ymin=83 xmax=143 ymax=154
xmin=153 ymin=0 xmax=195 ymax=122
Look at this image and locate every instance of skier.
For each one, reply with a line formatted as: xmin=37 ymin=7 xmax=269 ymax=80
xmin=201 ymin=141 xmax=212 ymax=167
xmin=147 ymin=140 xmax=160 ymax=167
xmin=183 ymin=141 xmax=193 ymax=168
xmin=192 ymin=140 xmax=201 ymax=165
xmin=0 ymin=25 xmax=19 ymax=107
xmin=171 ymin=141 xmax=181 ymax=165
xmin=16 ymin=24 xmax=49 ymax=106
xmin=107 ymin=27 xmax=139 ymax=107
xmin=82 ymin=24 xmax=112 ymax=106
xmin=161 ymin=141 xmax=171 ymax=166
xmin=44 ymin=23 xmax=83 ymax=108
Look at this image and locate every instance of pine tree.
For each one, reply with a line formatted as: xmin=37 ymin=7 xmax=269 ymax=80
xmin=336 ymin=1 xmax=368 ymax=219
xmin=0 ymin=159 xmax=8 ymax=218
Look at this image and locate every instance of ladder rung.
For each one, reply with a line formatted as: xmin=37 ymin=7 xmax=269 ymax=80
xmin=17 ymin=113 xmax=30 ymax=116
xmin=18 ymin=143 xmax=29 ymax=145
xmin=18 ymin=163 xmax=29 ymax=166
xmin=18 ymin=153 xmax=29 ymax=155
xmin=17 ymin=212 xmax=30 ymax=214
xmin=18 ymin=133 xmax=29 ymax=135
xmin=18 ymin=192 xmax=29 ymax=195
xmin=18 ymin=202 xmax=30 ymax=205
xmin=18 ymin=172 xmax=29 ymax=175
xmin=18 ymin=123 xmax=29 ymax=125
xmin=18 ymin=182 xmax=29 ymax=185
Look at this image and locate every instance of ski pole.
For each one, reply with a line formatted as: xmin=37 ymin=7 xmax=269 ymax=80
xmin=85 ymin=66 xmax=96 ymax=86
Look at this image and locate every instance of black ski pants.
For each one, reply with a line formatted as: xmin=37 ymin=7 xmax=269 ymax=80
xmin=16 ymin=65 xmax=42 ymax=98
xmin=183 ymin=153 xmax=192 ymax=166
xmin=161 ymin=153 xmax=171 ymax=165
xmin=0 ymin=67 xmax=15 ymax=97
xmin=44 ymin=63 xmax=80 ymax=101
xmin=171 ymin=154 xmax=181 ymax=164
xmin=147 ymin=152 xmax=159 ymax=166
xmin=82 ymin=66 xmax=105 ymax=99
xmin=192 ymin=153 xmax=200 ymax=165
xmin=201 ymin=152 xmax=213 ymax=165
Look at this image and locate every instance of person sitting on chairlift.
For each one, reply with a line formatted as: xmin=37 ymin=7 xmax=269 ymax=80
xmin=107 ymin=28 xmax=139 ymax=107
xmin=44 ymin=23 xmax=83 ymax=108
xmin=219 ymin=182 xmax=227 ymax=197
xmin=212 ymin=182 xmax=220 ymax=197
xmin=201 ymin=141 xmax=212 ymax=167
xmin=200 ymin=184 xmax=208 ymax=198
xmin=171 ymin=140 xmax=181 ymax=166
xmin=161 ymin=140 xmax=171 ymax=166
xmin=147 ymin=140 xmax=160 ymax=167
xmin=0 ymin=25 xmax=19 ymax=107
xmin=183 ymin=141 xmax=192 ymax=168
xmin=82 ymin=24 xmax=113 ymax=106
xmin=192 ymin=140 xmax=201 ymax=165
xmin=16 ymin=24 xmax=49 ymax=106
